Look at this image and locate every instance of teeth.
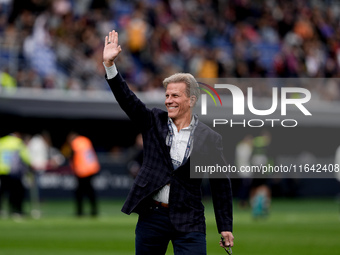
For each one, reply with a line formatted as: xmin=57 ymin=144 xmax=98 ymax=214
xmin=169 ymin=107 xmax=177 ymax=109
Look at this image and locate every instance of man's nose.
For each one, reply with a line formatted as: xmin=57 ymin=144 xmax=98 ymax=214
xmin=165 ymin=96 xmax=172 ymax=104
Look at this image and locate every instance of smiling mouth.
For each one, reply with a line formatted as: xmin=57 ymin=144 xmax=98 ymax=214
xmin=168 ymin=106 xmax=178 ymax=110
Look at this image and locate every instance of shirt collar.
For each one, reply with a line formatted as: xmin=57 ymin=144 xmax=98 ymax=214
xmin=168 ymin=114 xmax=198 ymax=131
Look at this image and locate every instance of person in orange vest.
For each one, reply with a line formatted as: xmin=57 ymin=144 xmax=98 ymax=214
xmin=66 ymin=132 xmax=100 ymax=217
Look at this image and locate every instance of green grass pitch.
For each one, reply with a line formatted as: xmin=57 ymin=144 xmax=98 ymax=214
xmin=0 ymin=198 xmax=339 ymax=255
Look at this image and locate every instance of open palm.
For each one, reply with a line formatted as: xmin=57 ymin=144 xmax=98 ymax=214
xmin=103 ymin=30 xmax=122 ymax=67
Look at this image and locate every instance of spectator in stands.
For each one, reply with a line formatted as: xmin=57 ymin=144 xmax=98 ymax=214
xmin=0 ymin=68 xmax=16 ymax=92
xmin=1 ymin=0 xmax=340 ymax=99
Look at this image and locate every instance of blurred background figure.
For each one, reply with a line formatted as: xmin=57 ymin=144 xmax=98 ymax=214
xmin=235 ymin=134 xmax=253 ymax=209
xmin=334 ymin=145 xmax=340 ymax=183
xmin=334 ymin=145 xmax=340 ymax=217
xmin=127 ymin=133 xmax=143 ymax=179
xmin=0 ymin=68 xmax=17 ymax=93
xmin=0 ymin=132 xmax=31 ymax=219
xmin=66 ymin=132 xmax=100 ymax=217
xmin=27 ymin=130 xmax=64 ymax=219
xmin=250 ymin=130 xmax=273 ymax=218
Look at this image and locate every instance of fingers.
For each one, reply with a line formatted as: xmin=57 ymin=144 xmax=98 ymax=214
xmin=108 ymin=30 xmax=118 ymax=45
xmin=103 ymin=30 xmax=122 ymax=65
xmin=109 ymin=30 xmax=113 ymax=44
xmin=225 ymin=233 xmax=234 ymax=247
xmin=221 ymin=232 xmax=234 ymax=247
xmin=113 ymin=30 xmax=118 ymax=45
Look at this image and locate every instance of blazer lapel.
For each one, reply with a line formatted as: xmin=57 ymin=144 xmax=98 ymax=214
xmin=156 ymin=112 xmax=174 ymax=170
xmin=173 ymin=121 xmax=207 ymax=172
xmin=192 ymin=121 xmax=208 ymax=153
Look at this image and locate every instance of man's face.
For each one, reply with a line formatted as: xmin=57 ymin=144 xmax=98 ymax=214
xmin=165 ymin=82 xmax=191 ymax=122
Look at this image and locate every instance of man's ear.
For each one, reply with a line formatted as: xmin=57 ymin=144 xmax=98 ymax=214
xmin=190 ymin=95 xmax=197 ymax=107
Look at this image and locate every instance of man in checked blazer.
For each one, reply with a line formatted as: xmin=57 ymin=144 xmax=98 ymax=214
xmin=103 ymin=30 xmax=234 ymax=255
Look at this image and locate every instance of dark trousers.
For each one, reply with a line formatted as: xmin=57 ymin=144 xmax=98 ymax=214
xmin=0 ymin=175 xmax=10 ymax=212
xmin=9 ymin=177 xmax=25 ymax=214
xmin=135 ymin=205 xmax=206 ymax=255
xmin=75 ymin=175 xmax=97 ymax=216
xmin=0 ymin=175 xmax=25 ymax=215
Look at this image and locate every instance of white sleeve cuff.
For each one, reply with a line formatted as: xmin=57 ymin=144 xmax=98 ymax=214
xmin=103 ymin=62 xmax=118 ymax=79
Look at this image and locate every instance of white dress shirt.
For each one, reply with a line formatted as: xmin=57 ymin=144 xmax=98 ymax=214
xmin=153 ymin=117 xmax=196 ymax=204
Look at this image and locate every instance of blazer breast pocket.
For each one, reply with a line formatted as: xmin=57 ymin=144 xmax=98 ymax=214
xmin=132 ymin=175 xmax=150 ymax=199
xmin=134 ymin=174 xmax=149 ymax=187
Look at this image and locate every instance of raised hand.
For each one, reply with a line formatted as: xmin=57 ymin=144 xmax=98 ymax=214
xmin=103 ymin=30 xmax=122 ymax=67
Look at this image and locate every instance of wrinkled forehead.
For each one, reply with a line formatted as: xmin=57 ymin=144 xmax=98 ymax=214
xmin=165 ymin=82 xmax=187 ymax=94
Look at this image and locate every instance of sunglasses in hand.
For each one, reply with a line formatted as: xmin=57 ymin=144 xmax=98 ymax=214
xmin=220 ymin=236 xmax=232 ymax=255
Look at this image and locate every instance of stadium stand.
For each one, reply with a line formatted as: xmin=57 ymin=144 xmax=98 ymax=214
xmin=0 ymin=0 xmax=340 ymax=98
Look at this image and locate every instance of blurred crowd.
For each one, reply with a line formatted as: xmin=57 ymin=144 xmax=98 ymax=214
xmin=1 ymin=0 xmax=340 ymax=100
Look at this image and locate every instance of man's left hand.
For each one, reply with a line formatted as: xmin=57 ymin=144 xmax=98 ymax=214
xmin=220 ymin=231 xmax=234 ymax=248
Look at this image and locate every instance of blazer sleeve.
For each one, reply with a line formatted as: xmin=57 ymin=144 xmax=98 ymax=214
xmin=209 ymin=134 xmax=233 ymax=233
xmin=106 ymin=72 xmax=153 ymax=131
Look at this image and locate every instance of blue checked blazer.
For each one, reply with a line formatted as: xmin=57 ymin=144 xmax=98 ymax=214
xmin=107 ymin=73 xmax=233 ymax=234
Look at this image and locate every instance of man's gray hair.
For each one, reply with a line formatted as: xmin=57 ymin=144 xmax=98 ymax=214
xmin=163 ymin=73 xmax=200 ymax=101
